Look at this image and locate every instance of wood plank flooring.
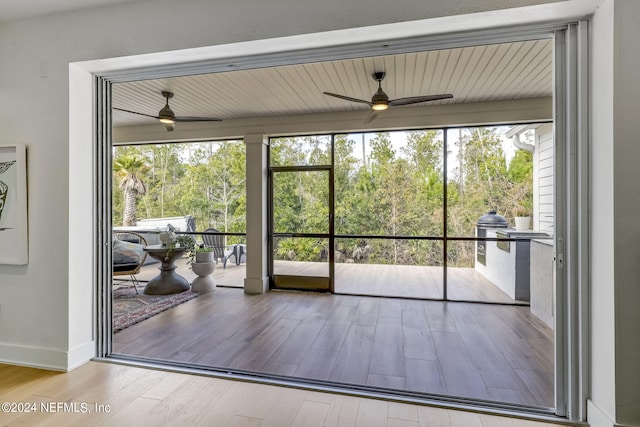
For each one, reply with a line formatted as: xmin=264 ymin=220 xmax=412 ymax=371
xmin=113 ymin=288 xmax=554 ymax=408
xmin=0 ymin=362 xmax=570 ymax=427
xmin=135 ymin=259 xmax=523 ymax=303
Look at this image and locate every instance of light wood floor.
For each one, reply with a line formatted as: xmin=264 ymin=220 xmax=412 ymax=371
xmin=0 ymin=362 xmax=571 ymax=426
xmin=113 ymin=288 xmax=554 ymax=408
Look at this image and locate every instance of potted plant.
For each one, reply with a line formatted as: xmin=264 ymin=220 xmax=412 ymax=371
xmin=191 ymin=246 xmax=216 ymax=292
xmin=174 ymin=234 xmax=197 ymax=262
xmin=194 ymin=246 xmax=215 ymax=263
xmin=513 ymin=206 xmax=531 ymax=231
xmin=158 ymin=224 xmax=178 ymax=246
xmin=171 ymin=235 xmax=215 ymax=292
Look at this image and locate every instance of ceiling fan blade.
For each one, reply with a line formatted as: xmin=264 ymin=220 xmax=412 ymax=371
xmin=388 ymin=94 xmax=453 ymax=107
xmin=174 ymin=116 xmax=223 ymax=122
xmin=115 ymin=108 xmax=221 ymax=122
xmin=113 ymin=107 xmax=159 ymax=119
xmin=363 ymin=110 xmax=381 ymax=124
xmin=323 ymin=92 xmax=373 ymax=106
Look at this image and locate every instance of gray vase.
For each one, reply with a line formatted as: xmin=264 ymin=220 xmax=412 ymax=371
xmin=195 ymin=250 xmax=215 ymax=263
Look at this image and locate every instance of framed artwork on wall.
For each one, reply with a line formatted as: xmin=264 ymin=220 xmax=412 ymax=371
xmin=0 ymin=145 xmax=28 ymax=265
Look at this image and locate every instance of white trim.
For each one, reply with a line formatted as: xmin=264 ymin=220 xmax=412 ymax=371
xmin=553 ymin=28 xmax=568 ymax=416
xmin=0 ymin=340 xmax=94 ymax=372
xmin=77 ymin=18 xmax=569 ymax=81
xmin=576 ymin=19 xmax=591 ymax=423
xmin=244 ymin=134 xmax=269 ymax=295
xmin=68 ymin=63 xmax=99 ymax=370
xmin=67 ymin=340 xmax=97 ymax=371
xmin=70 ymin=15 xmax=589 ymax=420
xmin=587 ymin=400 xmax=621 ymax=427
xmin=553 ymin=20 xmax=590 ymax=421
xmin=0 ymin=343 xmax=69 ymax=371
xmin=243 ymin=277 xmax=269 ymax=295
xmin=574 ymin=20 xmax=591 ymax=420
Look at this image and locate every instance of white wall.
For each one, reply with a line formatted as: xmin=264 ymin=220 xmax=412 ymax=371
xmin=4 ymin=1 xmax=639 ymax=425
xmin=609 ymin=1 xmax=640 ymax=424
xmin=589 ymin=2 xmax=616 ymax=423
xmin=589 ymin=1 xmax=640 ymax=426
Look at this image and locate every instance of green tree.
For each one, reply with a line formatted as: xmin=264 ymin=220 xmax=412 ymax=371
xmin=448 ymin=128 xmax=509 ymax=236
xmin=445 ymin=128 xmax=512 ymax=266
xmin=175 ymin=141 xmax=246 ymax=234
xmin=506 ymin=148 xmax=534 ymax=217
xmin=113 ymin=154 xmax=149 ymax=226
xmin=141 ymin=144 xmax=186 ymax=218
xmin=109 ymin=127 xmax=533 ymax=270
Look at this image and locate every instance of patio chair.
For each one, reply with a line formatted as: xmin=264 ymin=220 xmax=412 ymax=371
xmin=112 ymin=231 xmax=148 ymax=294
xmin=202 ymin=228 xmax=236 ymax=269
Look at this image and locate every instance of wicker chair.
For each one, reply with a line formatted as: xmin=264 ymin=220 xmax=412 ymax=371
xmin=112 ymin=231 xmax=148 ymax=294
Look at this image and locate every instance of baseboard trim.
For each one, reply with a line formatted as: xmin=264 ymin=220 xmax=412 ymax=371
xmin=587 ymin=399 xmax=627 ymax=427
xmin=244 ymin=276 xmax=269 ymax=294
xmin=67 ymin=340 xmax=96 ymax=371
xmin=0 ymin=340 xmax=96 ymax=372
xmin=0 ymin=342 xmax=68 ymax=371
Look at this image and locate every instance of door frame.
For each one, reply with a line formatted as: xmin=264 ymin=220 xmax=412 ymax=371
xmin=89 ymin=20 xmax=589 ymax=420
xmin=269 ymin=163 xmax=335 ymax=292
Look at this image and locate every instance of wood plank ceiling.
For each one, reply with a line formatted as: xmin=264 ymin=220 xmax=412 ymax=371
xmin=112 ymin=39 xmax=552 ymax=127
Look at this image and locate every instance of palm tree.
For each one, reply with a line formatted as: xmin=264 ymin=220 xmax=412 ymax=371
xmin=114 ymin=155 xmax=148 ymax=226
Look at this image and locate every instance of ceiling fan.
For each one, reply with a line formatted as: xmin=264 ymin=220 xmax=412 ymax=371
xmin=114 ymin=90 xmax=222 ymax=131
xmin=323 ymin=72 xmax=453 ymax=124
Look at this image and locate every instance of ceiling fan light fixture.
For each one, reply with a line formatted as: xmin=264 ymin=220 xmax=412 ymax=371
xmin=114 ymin=89 xmax=222 ymax=131
xmin=371 ymin=81 xmax=389 ymax=111
xmin=158 ymin=90 xmax=176 ymax=123
xmin=158 ymin=106 xmax=175 ymax=124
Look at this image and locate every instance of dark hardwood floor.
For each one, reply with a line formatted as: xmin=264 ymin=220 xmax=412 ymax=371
xmin=113 ymin=288 xmax=554 ymax=409
xmin=134 ymin=259 xmax=526 ymax=303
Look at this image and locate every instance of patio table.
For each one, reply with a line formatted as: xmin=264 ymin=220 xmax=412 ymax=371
xmin=142 ymin=245 xmax=190 ymax=295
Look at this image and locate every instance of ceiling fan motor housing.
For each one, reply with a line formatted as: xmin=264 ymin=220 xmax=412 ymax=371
xmin=158 ymin=91 xmax=176 ymax=122
xmin=158 ymin=105 xmax=175 ymax=122
xmin=371 ymin=73 xmax=389 ymax=110
xmin=371 ymin=87 xmax=389 ymax=108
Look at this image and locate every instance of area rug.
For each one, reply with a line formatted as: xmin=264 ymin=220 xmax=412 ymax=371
xmin=113 ymin=284 xmax=200 ymax=332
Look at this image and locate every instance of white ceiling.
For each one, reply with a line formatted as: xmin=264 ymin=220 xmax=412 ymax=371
xmin=0 ymin=0 xmax=140 ymax=23
xmin=0 ymin=1 xmax=552 ymax=130
xmin=112 ymin=38 xmax=552 ymax=130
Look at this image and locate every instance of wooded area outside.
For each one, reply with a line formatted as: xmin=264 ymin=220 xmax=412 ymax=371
xmin=269 ymin=127 xmax=532 ymax=269
xmin=112 ymin=126 xmax=533 ymax=269
xmin=113 ymin=140 xmax=247 ymax=245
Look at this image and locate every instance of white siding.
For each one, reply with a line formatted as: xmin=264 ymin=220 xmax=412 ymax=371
xmin=535 ymin=124 xmax=554 ymax=234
